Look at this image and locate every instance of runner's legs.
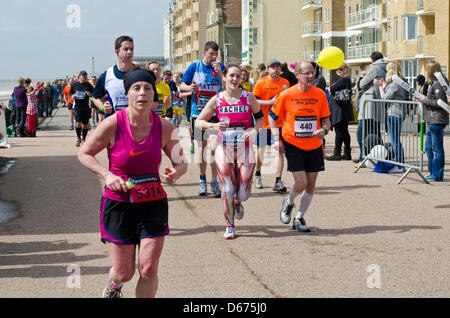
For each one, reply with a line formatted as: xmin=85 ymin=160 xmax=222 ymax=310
xmin=136 ymin=236 xmax=165 ymax=298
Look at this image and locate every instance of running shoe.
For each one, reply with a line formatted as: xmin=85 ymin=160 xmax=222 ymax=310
xmin=234 ymin=200 xmax=244 ymax=220
xmin=102 ymin=281 xmax=122 ymax=298
xmin=198 ymin=180 xmax=207 ymax=196
xmin=211 ymin=180 xmax=221 ymax=198
xmin=292 ymin=217 xmax=311 ymax=232
xmin=273 ymin=179 xmax=287 ymax=193
xmin=255 ymin=175 xmax=263 ymax=189
xmin=280 ymin=196 xmax=295 ymax=224
xmin=75 ymin=139 xmax=82 ymax=147
xmin=224 ymin=224 xmax=235 ymax=239
xmin=425 ymin=175 xmax=434 ymax=182
xmin=70 ymin=125 xmax=74 ymax=130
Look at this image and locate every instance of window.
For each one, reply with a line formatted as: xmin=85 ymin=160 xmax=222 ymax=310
xmin=394 ymin=17 xmax=398 ymax=42
xmin=253 ymin=27 xmax=258 ymax=45
xmin=402 ymin=16 xmax=418 ymax=41
xmin=402 ymin=60 xmax=419 ymax=88
xmin=243 ymin=0 xmax=248 ymax=17
xmin=348 ymin=5 xmax=351 ymax=15
xmin=324 ymin=7 xmax=331 ymax=23
xmin=387 ymin=20 xmax=391 ymax=43
xmin=253 ymin=0 xmax=258 ymax=14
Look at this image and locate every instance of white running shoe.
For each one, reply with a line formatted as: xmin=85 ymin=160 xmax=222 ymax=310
xmin=292 ymin=217 xmax=311 ymax=232
xmin=234 ymin=200 xmax=244 ymax=220
xmin=280 ymin=196 xmax=295 ymax=224
xmin=224 ymin=224 xmax=235 ymax=239
xmin=273 ymin=179 xmax=287 ymax=192
xmin=255 ymin=175 xmax=263 ymax=189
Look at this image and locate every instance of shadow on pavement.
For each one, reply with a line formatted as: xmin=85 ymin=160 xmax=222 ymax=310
xmin=0 ymin=265 xmax=110 ymax=279
xmin=0 ymin=155 xmax=102 ymax=236
xmin=169 ymin=224 xmax=442 ymax=238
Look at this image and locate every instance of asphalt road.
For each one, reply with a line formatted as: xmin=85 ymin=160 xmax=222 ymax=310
xmin=0 ymin=106 xmax=448 ymax=298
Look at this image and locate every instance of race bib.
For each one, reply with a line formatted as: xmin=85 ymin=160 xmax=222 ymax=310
xmin=155 ymin=101 xmax=164 ymax=115
xmin=75 ymin=90 xmax=86 ymax=99
xmin=128 ymin=174 xmax=167 ymax=203
xmin=223 ymin=125 xmax=246 ymax=146
xmin=295 ymin=116 xmax=316 ymax=138
xmin=196 ymin=91 xmax=216 ymax=111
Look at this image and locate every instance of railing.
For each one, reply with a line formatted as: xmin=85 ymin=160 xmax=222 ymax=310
xmin=302 ymin=22 xmax=322 ymax=35
xmin=347 ymin=6 xmax=380 ymax=28
xmin=302 ymin=0 xmax=322 ymax=8
xmin=347 ymin=43 xmax=379 ymax=59
xmin=354 ymin=99 xmax=427 ymax=184
xmin=302 ymin=50 xmax=320 ymax=60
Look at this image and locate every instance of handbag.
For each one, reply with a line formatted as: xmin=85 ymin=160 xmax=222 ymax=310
xmin=334 ymin=88 xmax=352 ymax=103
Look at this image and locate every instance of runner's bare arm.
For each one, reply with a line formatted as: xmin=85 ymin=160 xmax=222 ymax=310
xmin=77 ymin=116 xmax=127 ymax=192
xmin=161 ymin=119 xmax=187 ymax=185
xmin=313 ymin=117 xmax=331 ymax=139
xmin=249 ymin=93 xmax=264 ymax=131
xmin=195 ymin=96 xmax=227 ymax=131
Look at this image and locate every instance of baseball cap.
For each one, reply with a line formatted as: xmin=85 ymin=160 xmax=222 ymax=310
xmin=266 ymin=59 xmax=281 ymax=67
xmin=79 ymin=71 xmax=88 ymax=76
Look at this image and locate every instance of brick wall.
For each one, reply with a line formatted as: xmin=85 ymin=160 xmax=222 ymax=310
xmin=223 ymin=0 xmax=241 ymax=27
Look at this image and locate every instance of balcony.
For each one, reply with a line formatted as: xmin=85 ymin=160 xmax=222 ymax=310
xmin=184 ymin=8 xmax=192 ymax=19
xmin=192 ymin=20 xmax=199 ymax=32
xmin=301 ymin=0 xmax=322 ymax=10
xmin=175 ymin=32 xmax=183 ymax=42
xmin=346 ymin=43 xmax=379 ymax=60
xmin=302 ymin=22 xmax=322 ymax=38
xmin=347 ymin=6 xmax=380 ymax=30
xmin=302 ymin=50 xmax=320 ymax=61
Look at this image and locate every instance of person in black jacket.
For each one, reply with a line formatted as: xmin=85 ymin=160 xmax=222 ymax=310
xmin=43 ymin=82 xmax=54 ymax=117
xmin=280 ymin=62 xmax=298 ymax=87
xmin=326 ymin=63 xmax=354 ymax=160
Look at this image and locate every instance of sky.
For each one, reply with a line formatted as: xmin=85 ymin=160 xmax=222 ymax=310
xmin=0 ymin=0 xmax=169 ymax=80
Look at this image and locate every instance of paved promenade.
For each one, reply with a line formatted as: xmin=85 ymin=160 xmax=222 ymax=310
xmin=0 ymin=106 xmax=448 ymax=298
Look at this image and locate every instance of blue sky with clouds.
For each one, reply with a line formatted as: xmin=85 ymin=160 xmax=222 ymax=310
xmin=0 ymin=0 xmax=169 ymax=80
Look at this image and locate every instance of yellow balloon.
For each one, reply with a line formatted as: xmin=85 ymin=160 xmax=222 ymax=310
xmin=317 ymin=46 xmax=345 ymax=70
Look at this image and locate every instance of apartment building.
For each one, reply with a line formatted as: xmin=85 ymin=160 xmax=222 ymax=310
xmin=345 ymin=0 xmax=449 ymax=87
xmin=241 ymin=0 xmax=305 ymax=71
xmin=344 ymin=0 xmax=384 ymax=78
xmin=301 ymin=0 xmax=350 ymax=83
xmin=205 ymin=0 xmax=242 ymax=65
xmin=168 ymin=0 xmax=208 ymax=73
xmin=167 ymin=0 xmax=242 ymax=72
xmin=384 ymin=0 xmax=449 ymax=86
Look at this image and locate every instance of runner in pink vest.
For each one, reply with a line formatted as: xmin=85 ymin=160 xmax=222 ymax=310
xmin=78 ymin=67 xmax=187 ymax=298
xmin=195 ymin=64 xmax=264 ymax=239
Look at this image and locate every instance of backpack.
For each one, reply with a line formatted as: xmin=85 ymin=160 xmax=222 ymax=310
xmin=35 ymin=88 xmax=43 ymax=99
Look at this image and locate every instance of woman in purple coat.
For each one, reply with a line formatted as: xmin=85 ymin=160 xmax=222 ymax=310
xmin=13 ymin=77 xmax=28 ymax=137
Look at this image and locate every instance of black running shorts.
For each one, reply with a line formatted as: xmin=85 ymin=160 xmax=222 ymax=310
xmin=284 ymin=141 xmax=325 ymax=172
xmin=100 ymin=197 xmax=169 ymax=245
xmin=74 ymin=106 xmax=91 ymax=125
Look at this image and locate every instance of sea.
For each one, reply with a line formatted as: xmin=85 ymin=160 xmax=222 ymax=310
xmin=0 ymin=78 xmax=55 ymax=101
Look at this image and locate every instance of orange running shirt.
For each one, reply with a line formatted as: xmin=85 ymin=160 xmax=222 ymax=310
xmin=270 ymin=85 xmax=330 ymax=150
xmin=64 ymin=85 xmax=73 ymax=104
xmin=252 ymin=76 xmax=290 ymax=129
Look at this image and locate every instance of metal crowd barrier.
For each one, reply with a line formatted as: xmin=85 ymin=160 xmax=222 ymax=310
xmin=354 ymin=98 xmax=428 ymax=184
xmin=0 ymin=107 xmax=11 ymax=148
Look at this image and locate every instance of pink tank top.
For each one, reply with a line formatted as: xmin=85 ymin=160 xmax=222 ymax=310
xmin=103 ymin=108 xmax=162 ymax=202
xmin=215 ymin=90 xmax=253 ymax=146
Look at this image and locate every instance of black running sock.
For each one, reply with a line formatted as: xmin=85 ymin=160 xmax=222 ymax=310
xmin=200 ymin=174 xmax=206 ymax=181
xmin=82 ymin=128 xmax=88 ymax=140
xmin=75 ymin=127 xmax=82 ymax=139
xmin=276 ymin=177 xmax=281 ymax=183
xmin=255 ymin=171 xmax=261 ymax=176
